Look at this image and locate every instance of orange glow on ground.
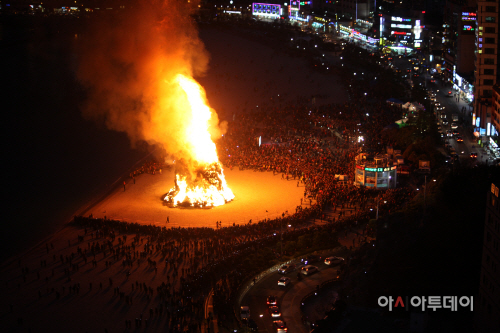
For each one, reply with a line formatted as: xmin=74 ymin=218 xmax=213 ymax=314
xmin=89 ymin=168 xmax=303 ymax=227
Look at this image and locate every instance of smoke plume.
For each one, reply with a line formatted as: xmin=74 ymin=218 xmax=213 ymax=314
xmin=77 ymin=0 xmax=226 ymax=160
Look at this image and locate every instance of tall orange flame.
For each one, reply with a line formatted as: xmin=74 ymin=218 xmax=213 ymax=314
xmin=165 ymin=74 xmax=234 ymax=207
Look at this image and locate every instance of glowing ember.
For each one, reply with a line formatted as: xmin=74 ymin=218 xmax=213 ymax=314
xmin=164 ymin=74 xmax=234 ymax=208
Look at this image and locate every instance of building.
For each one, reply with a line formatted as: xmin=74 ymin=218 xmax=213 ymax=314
xmin=335 ymin=0 xmax=371 ymax=21
xmin=252 ymin=3 xmax=282 ymax=20
xmin=492 ymin=83 xmax=500 ymax=137
xmin=442 ymin=1 xmax=477 ymax=84
xmin=475 ymin=183 xmax=500 ymax=333
xmin=378 ymin=12 xmax=425 ymax=51
xmin=473 ymin=0 xmax=499 ymax=136
xmin=354 ymin=154 xmax=398 ymax=189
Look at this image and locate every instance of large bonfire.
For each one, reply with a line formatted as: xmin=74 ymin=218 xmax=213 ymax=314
xmin=164 ymin=74 xmax=234 ymax=208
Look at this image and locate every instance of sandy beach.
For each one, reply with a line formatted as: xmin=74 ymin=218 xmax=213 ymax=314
xmin=89 ymin=168 xmax=305 ymax=228
xmin=0 ymin=169 xmax=306 ymax=333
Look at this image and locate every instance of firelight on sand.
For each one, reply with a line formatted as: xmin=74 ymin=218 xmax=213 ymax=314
xmin=164 ymin=74 xmax=234 ymax=208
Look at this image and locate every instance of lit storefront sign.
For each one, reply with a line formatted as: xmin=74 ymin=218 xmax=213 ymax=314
xmin=288 ymin=1 xmax=303 ymax=21
xmin=252 ymin=3 xmax=281 ymax=18
xmin=380 ymin=16 xmax=384 ymax=45
xmin=452 ymin=70 xmax=474 ymax=103
xmin=355 ymin=164 xmax=397 ymax=189
xmin=391 ymin=24 xmax=412 ymax=29
xmin=392 ymin=17 xmax=411 ymax=22
xmin=358 ymin=166 xmax=397 ymax=172
xmin=462 ymin=12 xmax=477 ymax=21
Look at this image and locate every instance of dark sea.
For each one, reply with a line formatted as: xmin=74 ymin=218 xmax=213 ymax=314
xmin=1 ymin=16 xmax=147 ymax=264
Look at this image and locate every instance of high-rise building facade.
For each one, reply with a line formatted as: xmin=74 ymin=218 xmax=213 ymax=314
xmin=493 ymin=83 xmax=500 ymax=137
xmin=475 ymin=183 xmax=500 ymax=333
xmin=473 ymin=0 xmax=498 ymax=136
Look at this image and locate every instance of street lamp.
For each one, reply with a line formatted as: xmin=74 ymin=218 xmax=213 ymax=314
xmin=281 ymin=217 xmax=283 ymax=257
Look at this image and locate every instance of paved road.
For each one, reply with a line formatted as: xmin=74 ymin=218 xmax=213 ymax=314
xmin=241 ymin=254 xmax=345 ymax=333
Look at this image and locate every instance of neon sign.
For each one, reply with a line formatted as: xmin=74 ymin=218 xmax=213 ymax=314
xmin=252 ymin=3 xmax=281 ymax=18
xmin=462 ymin=12 xmax=477 ymax=21
xmin=358 ymin=166 xmax=397 ymax=172
xmin=391 ymin=24 xmax=412 ymax=29
xmin=392 ymin=16 xmax=411 ymax=22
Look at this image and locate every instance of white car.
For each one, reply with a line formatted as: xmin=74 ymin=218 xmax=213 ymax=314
xmin=269 ymin=306 xmax=281 ymax=318
xmin=301 ymin=265 xmax=318 ymax=275
xmin=451 ymin=123 xmax=458 ymax=129
xmin=324 ymin=256 xmax=344 ymax=265
xmin=278 ymin=277 xmax=291 ymax=287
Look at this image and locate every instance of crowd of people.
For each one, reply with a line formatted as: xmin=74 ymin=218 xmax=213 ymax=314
xmin=9 ymin=24 xmax=422 ymax=333
xmin=64 ymin=84 xmax=416 ymax=331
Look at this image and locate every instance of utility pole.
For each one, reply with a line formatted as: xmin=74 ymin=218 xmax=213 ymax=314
xmin=280 ymin=217 xmax=283 ymax=258
xmin=423 ymin=175 xmax=427 ymax=217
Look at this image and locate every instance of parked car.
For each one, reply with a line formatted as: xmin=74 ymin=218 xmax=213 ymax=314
xmin=240 ymin=306 xmax=250 ymax=319
xmin=247 ymin=318 xmax=258 ymax=332
xmin=278 ymin=277 xmax=291 ymax=287
xmin=278 ymin=264 xmax=296 ymax=274
xmin=301 ymin=265 xmax=318 ymax=275
xmin=324 ymin=256 xmax=345 ymax=265
xmin=302 ymin=254 xmax=321 ymax=265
